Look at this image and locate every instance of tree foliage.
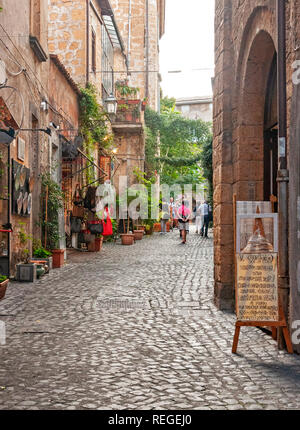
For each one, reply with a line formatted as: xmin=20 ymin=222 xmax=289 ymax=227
xmin=145 ymin=96 xmax=212 ymax=190
xmin=199 ymin=137 xmax=213 ymax=202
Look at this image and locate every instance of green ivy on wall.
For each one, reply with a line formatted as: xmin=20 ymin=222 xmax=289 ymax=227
xmin=79 ymin=83 xmax=113 ymax=184
xmin=40 ymin=173 xmax=64 ymax=250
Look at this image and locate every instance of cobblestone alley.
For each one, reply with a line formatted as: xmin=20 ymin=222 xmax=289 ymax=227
xmin=1 ymin=228 xmax=300 ymax=410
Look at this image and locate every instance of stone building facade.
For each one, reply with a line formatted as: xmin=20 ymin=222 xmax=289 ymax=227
xmin=0 ymin=0 xmax=166 ymax=276
xmin=0 ymin=0 xmax=82 ymax=275
xmin=213 ymin=0 xmax=300 ymax=351
xmin=0 ymin=0 xmax=50 ymax=275
xmin=176 ymin=96 xmax=213 ymax=123
xmin=109 ymin=0 xmax=165 ymax=193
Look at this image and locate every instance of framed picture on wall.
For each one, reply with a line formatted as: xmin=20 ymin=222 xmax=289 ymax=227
xmin=17 ymin=136 xmax=25 ymax=162
xmin=12 ymin=159 xmax=30 ymax=217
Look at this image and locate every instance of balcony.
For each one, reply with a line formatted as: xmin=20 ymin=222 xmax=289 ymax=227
xmin=111 ymin=99 xmax=143 ymax=133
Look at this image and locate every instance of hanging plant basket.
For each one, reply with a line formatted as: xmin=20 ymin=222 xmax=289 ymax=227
xmin=0 ymin=278 xmax=9 ymax=301
xmin=120 ymin=234 xmax=135 ymax=246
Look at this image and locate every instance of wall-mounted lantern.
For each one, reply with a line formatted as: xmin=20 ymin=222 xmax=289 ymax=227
xmin=105 ymin=93 xmax=117 ymax=117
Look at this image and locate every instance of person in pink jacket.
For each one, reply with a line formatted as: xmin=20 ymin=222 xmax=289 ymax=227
xmin=177 ymin=200 xmax=191 ymax=244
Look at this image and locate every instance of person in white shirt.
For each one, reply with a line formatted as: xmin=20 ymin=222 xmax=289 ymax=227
xmin=200 ymin=201 xmax=209 ymax=238
xmin=195 ymin=202 xmax=204 ymax=234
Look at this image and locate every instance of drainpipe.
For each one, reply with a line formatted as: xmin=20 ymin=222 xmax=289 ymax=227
xmin=86 ymin=0 xmax=90 ymax=85
xmin=127 ymin=0 xmax=132 ymax=70
xmin=277 ymin=0 xmax=290 ymax=349
xmin=145 ymin=0 xmax=149 ymax=99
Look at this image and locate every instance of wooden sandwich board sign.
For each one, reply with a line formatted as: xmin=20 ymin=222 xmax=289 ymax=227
xmin=232 ymin=205 xmax=293 ymax=354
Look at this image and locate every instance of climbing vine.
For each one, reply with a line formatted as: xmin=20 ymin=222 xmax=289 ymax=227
xmin=199 ymin=137 xmax=213 ymax=203
xmin=40 ymin=173 xmax=64 ymax=250
xmin=79 ymin=83 xmax=113 ymax=183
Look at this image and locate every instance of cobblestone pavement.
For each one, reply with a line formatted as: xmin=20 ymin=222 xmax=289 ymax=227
xmin=1 ymin=227 xmax=300 ymax=410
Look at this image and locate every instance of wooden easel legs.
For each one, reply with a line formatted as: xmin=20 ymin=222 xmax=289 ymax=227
xmin=282 ymin=326 xmax=293 ymax=353
xmin=232 ymin=325 xmax=241 ymax=354
xmin=232 ymin=320 xmax=293 ymax=354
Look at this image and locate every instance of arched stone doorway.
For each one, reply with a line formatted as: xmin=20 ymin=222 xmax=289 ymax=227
xmin=236 ymin=30 xmax=277 ymax=203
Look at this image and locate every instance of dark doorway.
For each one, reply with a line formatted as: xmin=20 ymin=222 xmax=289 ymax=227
xmin=264 ymin=53 xmax=278 ymax=203
xmin=264 ymin=128 xmax=278 ymax=201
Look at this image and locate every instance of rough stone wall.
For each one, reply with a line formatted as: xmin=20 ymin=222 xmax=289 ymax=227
xmin=49 ymin=59 xmax=79 ymax=134
xmin=48 ymin=0 xmax=87 ymax=86
xmin=213 ymin=0 xmax=300 ymax=318
xmin=112 ymin=131 xmax=145 ymax=195
xmin=88 ymin=1 xmax=104 ymax=98
xmin=0 ymin=0 xmax=50 ymax=273
xmin=110 ymin=0 xmax=161 ymax=111
xmin=288 ymin=0 xmax=300 ymax=351
xmin=213 ymin=0 xmax=234 ymax=311
xmin=147 ymin=0 xmax=160 ymax=110
xmin=176 ymin=102 xmax=213 ymax=123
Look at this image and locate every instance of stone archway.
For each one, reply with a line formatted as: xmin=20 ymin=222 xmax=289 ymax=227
xmin=235 ymin=30 xmax=277 ymax=202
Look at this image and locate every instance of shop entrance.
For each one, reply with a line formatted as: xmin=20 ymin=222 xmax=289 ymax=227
xmin=264 ymin=53 xmax=278 ymax=204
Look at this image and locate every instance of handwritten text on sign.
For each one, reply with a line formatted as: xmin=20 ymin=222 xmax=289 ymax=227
xmin=236 ymin=253 xmax=278 ymax=321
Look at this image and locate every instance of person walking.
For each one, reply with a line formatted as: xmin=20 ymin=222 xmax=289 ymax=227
xmin=169 ymin=197 xmax=176 ymax=231
xmin=160 ymin=200 xmax=169 ymax=235
xmin=200 ymin=200 xmax=209 ymax=238
xmin=195 ymin=202 xmax=203 ymax=234
xmin=177 ymin=200 xmax=191 ymax=244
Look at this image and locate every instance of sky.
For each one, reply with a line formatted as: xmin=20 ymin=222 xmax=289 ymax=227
xmin=159 ymin=0 xmax=215 ymax=99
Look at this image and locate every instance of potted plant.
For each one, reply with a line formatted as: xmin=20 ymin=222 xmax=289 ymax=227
xmin=120 ymin=215 xmax=134 ymax=246
xmin=16 ymin=248 xmax=37 ymax=282
xmin=51 ymin=249 xmax=65 ymax=268
xmin=32 ymin=246 xmax=52 ymax=273
xmin=0 ymin=274 xmax=9 ymax=301
xmin=141 ymin=98 xmax=148 ymax=111
xmin=144 ymin=222 xmax=154 ymax=235
xmin=132 ymin=105 xmax=141 ymax=122
xmin=41 ymin=174 xmax=65 ymax=269
xmin=133 ymin=229 xmax=144 ymax=241
xmin=88 ymin=234 xmax=103 ymax=252
xmin=153 ymin=222 xmax=161 ymax=232
xmin=115 ymin=81 xmax=140 ymax=101
xmin=94 ymin=235 xmax=104 ymax=251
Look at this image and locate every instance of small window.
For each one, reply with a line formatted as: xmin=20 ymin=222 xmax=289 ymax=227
xmin=92 ymin=29 xmax=96 ymax=73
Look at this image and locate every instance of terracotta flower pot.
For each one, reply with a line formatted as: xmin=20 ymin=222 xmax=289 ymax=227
xmin=95 ymin=236 xmax=103 ymax=251
xmin=52 ymin=249 xmax=65 ymax=268
xmin=0 ymin=279 xmax=9 ymax=301
xmin=153 ymin=223 xmax=161 ymax=232
xmin=133 ymin=230 xmax=144 ymax=241
xmin=88 ymin=236 xmax=103 ymax=252
xmin=120 ymin=234 xmax=134 ymax=246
